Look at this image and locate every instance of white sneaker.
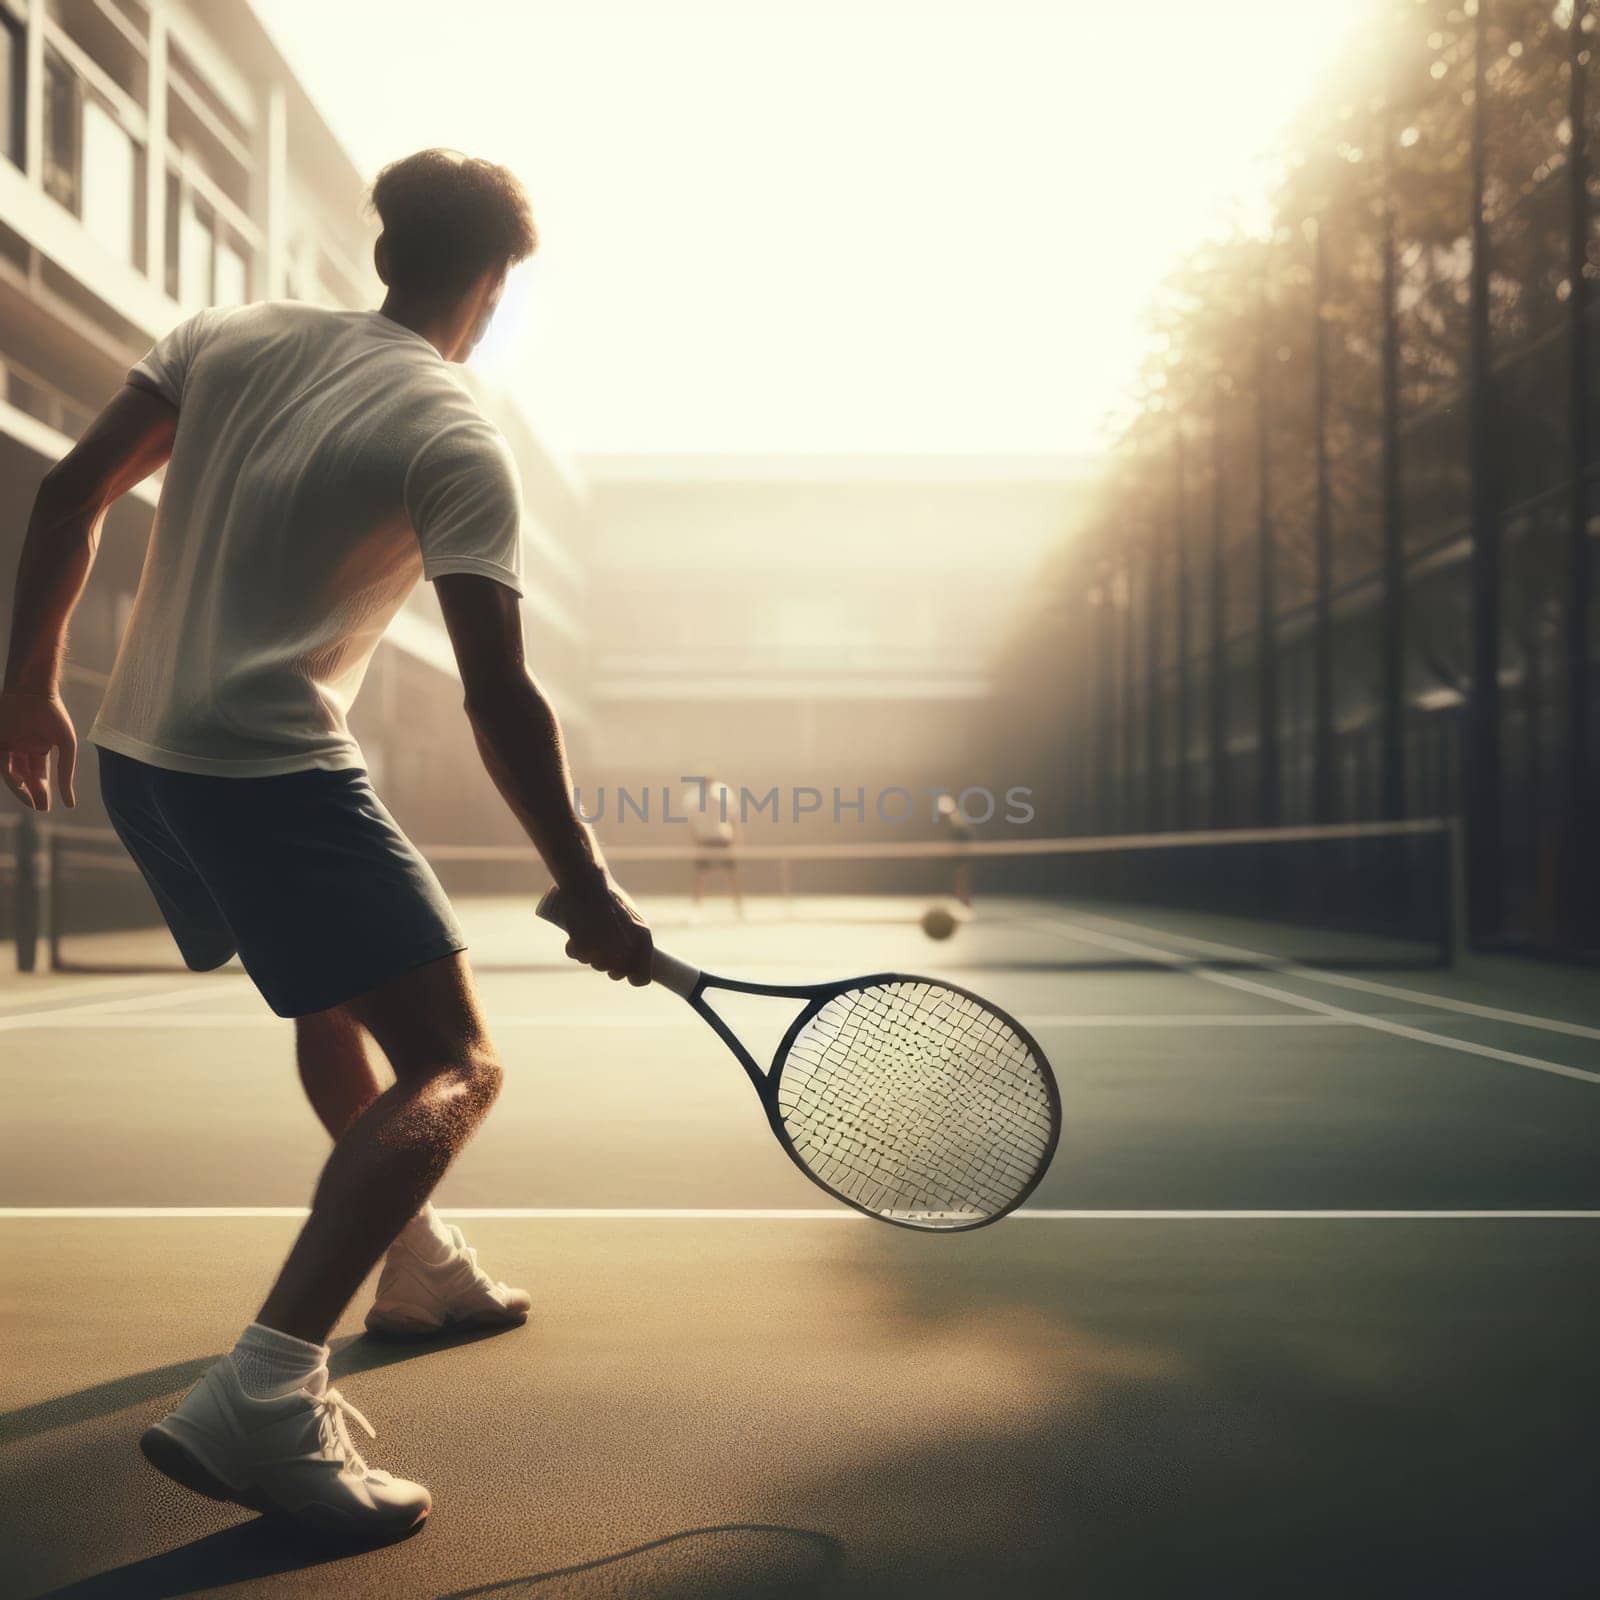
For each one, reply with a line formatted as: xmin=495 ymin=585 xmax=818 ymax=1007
xmin=140 ymin=1358 xmax=430 ymax=1541
xmin=365 ymin=1223 xmax=532 ymax=1339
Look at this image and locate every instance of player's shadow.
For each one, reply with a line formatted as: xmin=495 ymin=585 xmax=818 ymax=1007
xmin=18 ymin=1331 xmax=851 ymax=1600
xmin=38 ymin=1522 xmax=842 ymax=1600
xmin=0 ymin=1326 xmax=507 ymax=1447
xmin=0 ymin=1354 xmax=220 ymax=1446
xmin=35 ymin=1516 xmax=419 ymax=1598
xmin=330 ymin=1323 xmax=512 ymax=1376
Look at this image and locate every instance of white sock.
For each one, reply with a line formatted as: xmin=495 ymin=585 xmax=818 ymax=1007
xmin=230 ymin=1321 xmax=328 ymax=1399
xmin=394 ymin=1203 xmax=457 ymax=1264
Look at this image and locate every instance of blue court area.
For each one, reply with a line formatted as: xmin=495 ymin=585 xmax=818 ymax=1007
xmin=2 ymin=892 xmax=1596 ymax=1597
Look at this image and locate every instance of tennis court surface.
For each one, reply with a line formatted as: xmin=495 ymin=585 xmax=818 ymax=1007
xmin=2 ymin=881 xmax=1596 ymax=1598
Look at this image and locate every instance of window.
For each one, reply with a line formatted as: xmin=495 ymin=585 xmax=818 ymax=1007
xmin=40 ymin=46 xmax=147 ymax=269
xmin=178 ymin=191 xmax=213 ymax=310
xmin=0 ymin=11 xmax=21 ymax=171
xmin=43 ymin=50 xmax=80 ymax=213
xmin=164 ymin=168 xmax=181 ymax=299
xmin=82 ymin=98 xmax=140 ymax=265
xmin=168 ymin=179 xmax=252 ymax=310
xmin=214 ymin=232 xmax=247 ymax=305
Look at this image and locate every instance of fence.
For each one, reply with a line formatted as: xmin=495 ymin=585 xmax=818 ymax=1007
xmin=994 ymin=0 xmax=1598 ymax=956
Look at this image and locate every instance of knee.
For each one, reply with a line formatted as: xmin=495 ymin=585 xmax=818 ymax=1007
xmin=460 ymin=1047 xmax=504 ymax=1110
xmin=420 ymin=1045 xmax=503 ymax=1116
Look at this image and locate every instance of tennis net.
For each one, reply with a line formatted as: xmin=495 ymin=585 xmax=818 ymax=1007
xmin=13 ymin=816 xmax=1458 ymax=975
xmin=425 ymin=818 xmax=1459 ymax=973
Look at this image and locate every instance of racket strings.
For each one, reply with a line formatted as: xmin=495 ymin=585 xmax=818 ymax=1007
xmin=777 ymin=981 xmax=1055 ymax=1227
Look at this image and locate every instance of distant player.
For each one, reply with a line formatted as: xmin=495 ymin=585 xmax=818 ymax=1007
xmin=681 ymin=772 xmax=743 ymax=916
xmin=936 ymin=792 xmax=975 ymax=908
xmin=0 ymin=149 xmax=650 ymax=1539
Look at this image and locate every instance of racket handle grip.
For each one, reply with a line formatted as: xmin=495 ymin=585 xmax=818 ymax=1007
xmin=535 ymin=887 xmax=703 ymax=999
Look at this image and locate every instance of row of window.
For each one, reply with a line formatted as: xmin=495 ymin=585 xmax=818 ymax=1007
xmin=1 ymin=10 xmax=305 ymax=315
xmin=1 ymin=11 xmax=20 ymax=168
xmin=40 ymin=46 xmax=251 ymax=309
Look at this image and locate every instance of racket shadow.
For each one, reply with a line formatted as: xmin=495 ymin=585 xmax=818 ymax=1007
xmin=39 ymin=1522 xmax=839 ymax=1600
xmin=437 ymin=1523 xmax=845 ymax=1598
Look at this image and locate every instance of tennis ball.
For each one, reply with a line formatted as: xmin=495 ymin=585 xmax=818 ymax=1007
xmin=921 ymin=904 xmax=959 ymax=941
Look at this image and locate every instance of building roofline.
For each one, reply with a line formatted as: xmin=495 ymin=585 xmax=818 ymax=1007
xmin=237 ymin=0 xmax=372 ymax=213
xmin=575 ymin=452 xmax=1101 ymax=485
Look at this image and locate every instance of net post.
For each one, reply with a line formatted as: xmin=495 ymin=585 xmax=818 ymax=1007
xmin=1445 ymin=816 xmax=1469 ymax=966
xmin=14 ymin=811 xmax=39 ymax=974
xmin=46 ymin=830 xmax=62 ymax=972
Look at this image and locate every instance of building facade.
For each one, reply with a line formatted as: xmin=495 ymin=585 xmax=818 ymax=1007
xmin=0 ymin=0 xmax=589 ymax=952
xmin=578 ymin=452 xmax=1089 ymax=888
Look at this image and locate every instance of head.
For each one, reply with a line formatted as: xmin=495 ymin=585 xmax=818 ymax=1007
xmin=368 ymin=149 xmax=537 ymax=360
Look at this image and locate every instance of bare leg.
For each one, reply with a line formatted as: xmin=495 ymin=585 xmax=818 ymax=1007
xmin=257 ymin=953 xmax=502 ymax=1343
xmin=297 ymin=1007 xmax=385 ymax=1139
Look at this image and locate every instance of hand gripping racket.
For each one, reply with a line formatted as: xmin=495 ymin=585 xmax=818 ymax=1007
xmin=537 ymin=889 xmax=1060 ymax=1231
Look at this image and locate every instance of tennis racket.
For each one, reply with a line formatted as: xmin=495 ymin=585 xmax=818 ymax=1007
xmin=537 ymin=888 xmax=1060 ymax=1231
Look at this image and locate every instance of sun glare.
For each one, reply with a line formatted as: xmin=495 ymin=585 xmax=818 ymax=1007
xmin=254 ymin=0 xmax=1371 ymax=456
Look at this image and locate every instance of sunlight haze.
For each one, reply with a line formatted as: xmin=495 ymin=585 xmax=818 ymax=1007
xmin=252 ymin=0 xmax=1367 ymax=456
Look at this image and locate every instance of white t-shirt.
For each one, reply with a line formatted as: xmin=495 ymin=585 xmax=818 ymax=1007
xmin=90 ymin=301 xmax=525 ymax=777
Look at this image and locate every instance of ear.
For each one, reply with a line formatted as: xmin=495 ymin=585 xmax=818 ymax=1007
xmin=373 ymin=234 xmax=392 ymax=286
xmin=467 ymin=263 xmax=507 ymax=327
xmin=479 ymin=263 xmax=509 ymax=307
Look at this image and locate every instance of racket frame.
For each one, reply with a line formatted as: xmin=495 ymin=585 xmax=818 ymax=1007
xmin=678 ymin=966 xmax=1061 ymax=1233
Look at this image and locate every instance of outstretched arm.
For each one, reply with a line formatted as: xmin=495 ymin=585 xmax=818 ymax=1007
xmin=434 ymin=572 xmax=652 ymax=984
xmin=1 ymin=383 xmax=178 ymax=809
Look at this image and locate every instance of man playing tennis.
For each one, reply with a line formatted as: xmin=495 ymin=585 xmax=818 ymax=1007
xmin=0 ymin=149 xmax=650 ymax=1539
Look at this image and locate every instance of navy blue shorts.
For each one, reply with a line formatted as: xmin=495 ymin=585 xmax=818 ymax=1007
xmin=97 ymin=746 xmax=467 ymax=1017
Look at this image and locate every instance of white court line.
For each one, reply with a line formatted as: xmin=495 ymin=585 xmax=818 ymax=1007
xmin=0 ymin=1010 xmax=1458 ymax=1031
xmin=1061 ymin=907 xmax=1600 ymax=1043
xmin=0 ymin=979 xmax=255 ymax=1032
xmin=1019 ymin=1013 xmax=1453 ymax=1028
xmin=1035 ymin=916 xmax=1600 ymax=1087
xmin=0 ymin=1207 xmax=1593 ymax=1220
xmin=0 ymin=974 xmax=204 ymax=1012
xmin=0 ymin=1012 xmax=697 ymax=1030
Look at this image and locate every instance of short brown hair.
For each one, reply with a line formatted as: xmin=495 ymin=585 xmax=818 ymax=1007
xmin=369 ymin=149 xmax=537 ymax=299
